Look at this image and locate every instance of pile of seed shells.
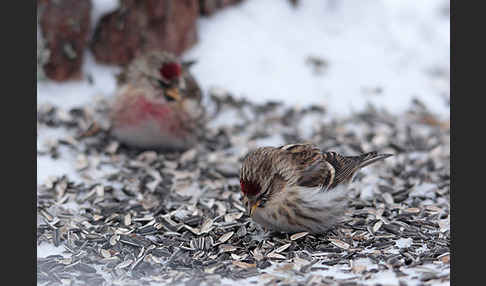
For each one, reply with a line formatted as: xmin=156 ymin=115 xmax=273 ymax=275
xmin=37 ymin=90 xmax=450 ymax=286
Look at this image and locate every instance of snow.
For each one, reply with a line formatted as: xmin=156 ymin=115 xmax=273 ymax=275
xmin=37 ymin=242 xmax=68 ymax=258
xmin=184 ymin=0 xmax=450 ymax=118
xmin=37 ymin=0 xmax=450 ymax=118
xmin=37 ymin=127 xmax=83 ymax=185
xmin=37 ymin=52 xmax=120 ymax=109
xmin=395 ymin=237 xmax=413 ymax=248
xmin=37 ymin=0 xmax=450 ymax=284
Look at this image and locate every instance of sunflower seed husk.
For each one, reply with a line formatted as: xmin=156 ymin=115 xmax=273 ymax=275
xmin=329 ymin=239 xmax=350 ymax=250
xmin=290 ymin=232 xmax=309 ymax=241
xmin=218 ymin=231 xmax=234 ymax=243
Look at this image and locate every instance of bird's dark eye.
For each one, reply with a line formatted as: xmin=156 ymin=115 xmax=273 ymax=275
xmin=258 ymin=198 xmax=267 ymax=207
xmin=158 ymin=79 xmax=169 ymax=89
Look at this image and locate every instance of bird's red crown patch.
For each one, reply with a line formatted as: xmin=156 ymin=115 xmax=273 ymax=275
xmin=240 ymin=179 xmax=261 ymax=196
xmin=160 ymin=62 xmax=182 ymax=80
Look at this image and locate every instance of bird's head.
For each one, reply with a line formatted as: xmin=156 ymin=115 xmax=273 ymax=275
xmin=126 ymin=51 xmax=201 ymax=119
xmin=239 ymin=148 xmax=277 ymax=216
xmin=239 ymin=178 xmax=263 ymax=217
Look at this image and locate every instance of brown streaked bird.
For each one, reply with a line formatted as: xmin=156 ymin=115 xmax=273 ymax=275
xmin=110 ymin=50 xmax=204 ymax=151
xmin=239 ymin=143 xmax=392 ymax=234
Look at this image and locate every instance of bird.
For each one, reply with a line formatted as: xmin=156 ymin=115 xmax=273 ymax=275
xmin=109 ymin=50 xmax=205 ymax=151
xmin=239 ymin=143 xmax=392 ymax=234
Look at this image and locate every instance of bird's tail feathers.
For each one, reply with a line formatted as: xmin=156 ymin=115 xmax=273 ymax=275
xmin=353 ymin=151 xmax=393 ymax=169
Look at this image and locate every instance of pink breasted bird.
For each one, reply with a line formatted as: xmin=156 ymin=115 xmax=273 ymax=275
xmin=110 ymin=51 xmax=204 ymax=151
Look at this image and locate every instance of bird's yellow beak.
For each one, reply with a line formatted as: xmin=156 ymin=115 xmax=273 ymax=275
xmin=165 ymin=88 xmax=181 ymax=101
xmin=250 ymin=202 xmax=258 ymax=216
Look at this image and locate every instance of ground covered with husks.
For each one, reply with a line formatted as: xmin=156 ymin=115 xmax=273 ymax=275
xmin=37 ymin=91 xmax=450 ymax=286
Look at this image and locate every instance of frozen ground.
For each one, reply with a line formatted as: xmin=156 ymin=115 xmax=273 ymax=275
xmin=37 ymin=0 xmax=450 ymax=285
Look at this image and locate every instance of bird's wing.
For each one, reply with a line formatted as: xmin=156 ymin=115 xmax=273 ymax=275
xmin=279 ymin=144 xmax=334 ymax=189
xmin=280 ymin=144 xmax=391 ymax=190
